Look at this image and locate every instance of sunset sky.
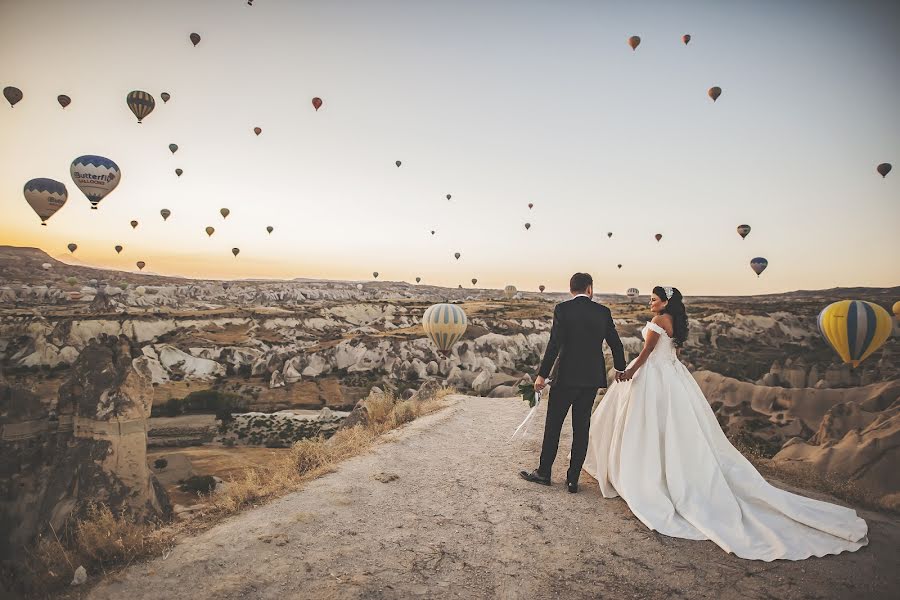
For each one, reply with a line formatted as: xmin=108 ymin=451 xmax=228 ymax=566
xmin=1 ymin=0 xmax=897 ymax=295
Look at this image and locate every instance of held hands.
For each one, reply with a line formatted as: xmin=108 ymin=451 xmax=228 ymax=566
xmin=615 ymin=368 xmax=636 ymax=382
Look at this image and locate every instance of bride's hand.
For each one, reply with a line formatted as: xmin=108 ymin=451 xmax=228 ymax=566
xmin=623 ymin=367 xmax=637 ymax=381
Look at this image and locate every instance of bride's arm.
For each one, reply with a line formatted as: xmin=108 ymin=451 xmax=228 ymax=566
xmin=622 ymin=330 xmax=660 ymax=380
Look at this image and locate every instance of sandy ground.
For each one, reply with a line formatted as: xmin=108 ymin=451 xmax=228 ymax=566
xmin=88 ymin=395 xmax=899 ymax=600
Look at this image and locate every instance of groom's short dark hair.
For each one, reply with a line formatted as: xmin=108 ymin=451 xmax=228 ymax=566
xmin=569 ymin=272 xmax=593 ymax=293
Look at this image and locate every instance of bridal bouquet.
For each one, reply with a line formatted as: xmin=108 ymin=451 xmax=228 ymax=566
xmin=517 ymin=382 xmax=537 ymax=407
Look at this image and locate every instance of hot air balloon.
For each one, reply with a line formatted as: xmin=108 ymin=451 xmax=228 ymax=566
xmin=160 ymin=92 xmax=171 ymax=103
xmin=627 ymin=287 xmax=639 ymax=302
xmin=504 ymin=285 xmax=517 ymax=299
xmin=205 ymin=226 xmax=215 ymax=237
xmin=877 ymin=163 xmax=892 ymax=178
xmin=190 ymin=33 xmax=201 ymax=46
xmin=472 ymin=278 xmax=478 ymax=285
xmin=70 ymin=155 xmax=120 ymax=209
xmin=3 ymin=86 xmax=22 ymax=107
xmin=395 ymin=160 xmax=402 ymax=168
xmin=130 ymin=220 xmax=138 ymax=229
xmin=126 ymin=90 xmax=155 ymax=123
xmin=175 ymin=168 xmax=183 ymax=177
xmin=136 ymin=261 xmax=146 ymax=271
xmin=750 ymin=257 xmax=768 ymax=277
xmin=356 ymin=283 xmax=363 ymax=291
xmin=617 ymin=264 xmax=622 ymax=269
xmin=57 ymin=95 xmax=71 ymax=109
xmin=627 ymin=36 xmax=641 ymax=51
xmin=220 ymin=208 xmax=230 ymax=219
xmin=253 ymin=127 xmax=262 ymax=136
xmin=607 ymin=232 xmax=613 ymax=238
xmin=160 ymin=209 xmax=171 ymax=221
xmin=528 ymin=203 xmax=534 ymax=210
xmin=415 ymin=277 xmax=421 ymax=283
xmin=737 ymin=224 xmax=751 ymax=239
xmin=893 ymin=301 xmax=900 ymax=318
xmin=373 ymin=272 xmax=379 ymax=279
xmin=67 ymin=243 xmax=77 ymax=253
xmin=23 ymin=178 xmax=68 ymax=225
xmin=42 ymin=263 xmax=52 ymax=270
xmin=266 ymin=226 xmax=274 ymax=234
xmin=312 ymin=97 xmax=322 ymax=111
xmin=422 ymin=303 xmax=468 ymax=355
xmin=708 ymin=86 xmax=722 ymax=102
xmin=115 ymin=245 xmax=123 ymax=254
xmin=539 ymin=285 xmax=545 ymax=293
xmin=232 ymin=248 xmax=240 ymax=257
xmin=446 ymin=194 xmax=452 ymax=200
xmin=454 ymin=252 xmax=461 ymax=260
xmin=525 ymin=223 xmax=531 ymax=230
xmin=169 ymin=144 xmax=178 ymax=154
xmin=655 ymin=233 xmax=662 ymax=242
xmin=682 ymin=34 xmax=691 ymax=45
xmin=818 ymin=300 xmax=892 ymax=368
xmin=430 ymin=230 xmax=435 ymax=235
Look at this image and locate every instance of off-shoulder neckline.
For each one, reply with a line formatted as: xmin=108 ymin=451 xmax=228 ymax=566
xmin=645 ymin=321 xmax=673 ymax=339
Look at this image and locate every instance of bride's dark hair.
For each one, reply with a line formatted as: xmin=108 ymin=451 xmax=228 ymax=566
xmin=653 ymin=286 xmax=689 ymax=348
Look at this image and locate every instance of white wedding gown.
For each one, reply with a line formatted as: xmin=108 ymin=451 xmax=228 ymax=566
xmin=582 ymin=321 xmax=868 ymax=561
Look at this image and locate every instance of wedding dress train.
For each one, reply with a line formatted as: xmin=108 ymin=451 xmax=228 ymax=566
xmin=582 ymin=321 xmax=868 ymax=561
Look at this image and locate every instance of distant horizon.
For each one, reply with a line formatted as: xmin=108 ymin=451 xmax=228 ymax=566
xmin=1 ymin=0 xmax=897 ymax=295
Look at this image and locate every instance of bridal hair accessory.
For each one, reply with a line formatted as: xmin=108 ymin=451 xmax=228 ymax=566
xmin=663 ymin=286 xmax=675 ymax=300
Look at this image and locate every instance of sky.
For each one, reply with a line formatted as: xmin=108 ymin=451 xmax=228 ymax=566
xmin=0 ymin=0 xmax=898 ymax=295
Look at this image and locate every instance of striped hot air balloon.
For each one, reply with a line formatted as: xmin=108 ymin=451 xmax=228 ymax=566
xmin=504 ymin=285 xmax=517 ymax=299
xmin=627 ymin=287 xmax=639 ymax=302
xmin=70 ymin=155 xmax=120 ymax=209
xmin=126 ymin=90 xmax=155 ymax=123
xmin=422 ymin=303 xmax=468 ymax=355
xmin=817 ymin=300 xmax=892 ymax=368
xmin=23 ymin=178 xmax=68 ymax=225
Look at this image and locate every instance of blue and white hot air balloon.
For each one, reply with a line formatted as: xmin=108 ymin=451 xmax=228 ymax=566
xmin=23 ymin=178 xmax=68 ymax=225
xmin=70 ymin=155 xmax=121 ymax=209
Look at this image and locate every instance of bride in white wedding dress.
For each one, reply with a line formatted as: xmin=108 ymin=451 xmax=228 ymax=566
xmin=582 ymin=286 xmax=868 ymax=561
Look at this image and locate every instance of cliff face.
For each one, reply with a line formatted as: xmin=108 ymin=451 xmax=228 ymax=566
xmin=0 ymin=334 xmax=170 ymax=560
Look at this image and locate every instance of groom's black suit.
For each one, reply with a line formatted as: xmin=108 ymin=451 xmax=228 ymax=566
xmin=537 ymin=295 xmax=627 ymax=483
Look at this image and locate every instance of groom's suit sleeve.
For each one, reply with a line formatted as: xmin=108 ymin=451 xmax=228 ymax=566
xmin=538 ymin=303 xmax=564 ymax=379
xmin=604 ymin=310 xmax=627 ymax=372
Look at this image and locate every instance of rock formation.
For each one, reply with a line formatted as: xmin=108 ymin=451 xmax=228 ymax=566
xmin=0 ymin=334 xmax=170 ymax=561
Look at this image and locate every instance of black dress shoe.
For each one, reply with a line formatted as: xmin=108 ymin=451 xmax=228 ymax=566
xmin=519 ymin=469 xmax=551 ymax=486
xmin=567 ymin=481 xmax=578 ymax=493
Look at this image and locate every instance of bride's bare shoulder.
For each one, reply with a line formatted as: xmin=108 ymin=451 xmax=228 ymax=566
xmin=651 ymin=314 xmax=674 ymax=336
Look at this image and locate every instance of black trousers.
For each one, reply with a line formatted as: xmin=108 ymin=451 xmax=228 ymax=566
xmin=538 ymin=385 xmax=598 ymax=483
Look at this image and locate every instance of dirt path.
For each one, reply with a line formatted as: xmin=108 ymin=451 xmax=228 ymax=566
xmin=88 ymin=395 xmax=899 ymax=600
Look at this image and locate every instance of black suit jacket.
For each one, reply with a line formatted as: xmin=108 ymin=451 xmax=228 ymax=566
xmin=538 ymin=296 xmax=626 ymax=388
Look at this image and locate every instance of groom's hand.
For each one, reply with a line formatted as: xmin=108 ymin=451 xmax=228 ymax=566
xmin=534 ymin=376 xmax=546 ymax=392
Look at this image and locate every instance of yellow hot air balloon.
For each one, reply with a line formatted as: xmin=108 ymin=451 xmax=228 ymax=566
xmin=422 ymin=303 xmax=468 ymax=355
xmin=817 ymin=300 xmax=892 ymax=368
xmin=893 ymin=301 xmax=900 ymax=318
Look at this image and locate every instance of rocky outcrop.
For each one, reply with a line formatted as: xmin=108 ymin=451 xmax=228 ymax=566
xmin=0 ymin=335 xmax=170 ymax=561
xmin=217 ymin=408 xmax=347 ymax=447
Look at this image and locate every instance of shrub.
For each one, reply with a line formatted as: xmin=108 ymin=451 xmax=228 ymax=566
xmin=178 ymin=475 xmax=217 ymax=495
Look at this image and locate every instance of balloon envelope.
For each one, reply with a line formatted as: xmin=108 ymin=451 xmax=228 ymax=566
xmin=818 ymin=300 xmax=892 ymax=367
xmin=205 ymin=226 xmax=215 ymax=237
xmin=160 ymin=92 xmax=170 ymax=103
xmin=253 ymin=127 xmax=261 ymax=136
xmin=892 ymin=301 xmax=900 ymax=318
xmin=356 ymin=283 xmax=363 ymax=290
xmin=708 ymin=86 xmax=722 ymax=102
xmin=627 ymin=36 xmax=641 ymax=50
xmin=70 ymin=155 xmax=120 ymax=209
xmin=528 ymin=203 xmax=534 ymax=209
xmin=539 ymin=285 xmax=545 ymax=292
xmin=446 ymin=194 xmax=452 ymax=200
xmin=471 ymin=278 xmax=478 ymax=285
xmin=454 ymin=252 xmax=461 ymax=260
xmin=312 ymin=97 xmax=322 ymax=110
xmin=24 ymin=178 xmax=68 ymax=225
xmin=373 ymin=272 xmax=379 ymax=278
xmin=395 ymin=160 xmax=402 ymax=167
xmin=67 ymin=243 xmax=77 ymax=253
xmin=627 ymin=287 xmax=639 ymax=298
xmin=115 ymin=245 xmax=123 ymax=254
xmin=57 ymin=94 xmax=71 ymax=108
xmin=682 ymin=34 xmax=691 ymax=44
xmin=160 ymin=209 xmax=171 ymax=221
xmin=3 ymin=86 xmax=22 ymax=107
xmin=617 ymin=264 xmax=622 ymax=269
xmin=415 ymin=277 xmax=421 ymax=283
xmin=607 ymin=232 xmax=613 ymax=238
xmin=231 ymin=248 xmax=240 ymax=257
xmin=877 ymin=163 xmax=892 ymax=178
xmin=504 ymin=285 xmax=517 ymax=299
xmin=266 ymin=226 xmax=274 ymax=234
xmin=655 ymin=233 xmax=662 ymax=242
xmin=737 ymin=224 xmax=751 ymax=239
xmin=750 ymin=257 xmax=768 ymax=277
xmin=175 ymin=168 xmax=183 ymax=177
xmin=130 ymin=220 xmax=138 ymax=229
xmin=169 ymin=144 xmax=178 ymax=154
xmin=136 ymin=261 xmax=146 ymax=270
xmin=422 ymin=304 xmax=468 ymax=354
xmin=220 ymin=208 xmax=230 ymax=219
xmin=190 ymin=33 xmax=201 ymax=46
xmin=525 ymin=223 xmax=531 ymax=230
xmin=126 ymin=90 xmax=155 ymax=123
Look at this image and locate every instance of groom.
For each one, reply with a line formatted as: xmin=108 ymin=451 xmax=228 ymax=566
xmin=520 ymin=272 xmax=627 ymax=493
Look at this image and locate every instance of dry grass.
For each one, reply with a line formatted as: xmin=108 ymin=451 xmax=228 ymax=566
xmin=11 ymin=387 xmax=456 ymax=597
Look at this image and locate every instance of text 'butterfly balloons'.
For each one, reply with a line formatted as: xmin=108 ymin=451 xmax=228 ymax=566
xmin=70 ymin=155 xmax=120 ymax=209
xmin=23 ymin=178 xmax=67 ymax=225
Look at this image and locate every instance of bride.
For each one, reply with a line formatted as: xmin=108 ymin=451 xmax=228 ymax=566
xmin=582 ymin=285 xmax=868 ymax=561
